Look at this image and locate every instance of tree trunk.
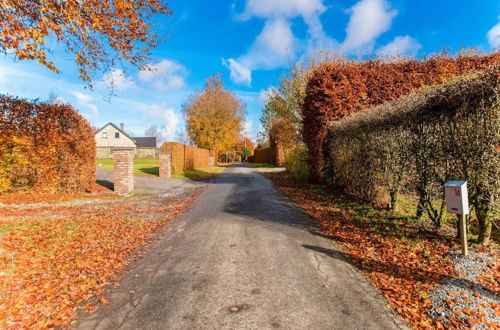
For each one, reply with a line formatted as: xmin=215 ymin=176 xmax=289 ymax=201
xmin=477 ymin=207 xmax=491 ymax=245
xmin=389 ymin=190 xmax=398 ymax=211
xmin=416 ymin=190 xmax=426 ymax=219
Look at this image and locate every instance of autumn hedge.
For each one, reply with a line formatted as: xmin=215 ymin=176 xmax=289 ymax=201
xmin=160 ymin=142 xmax=210 ymax=174
xmin=324 ymin=64 xmax=500 ymax=244
xmin=303 ymin=52 xmax=500 ymax=182
xmin=0 ymin=95 xmax=96 ymax=193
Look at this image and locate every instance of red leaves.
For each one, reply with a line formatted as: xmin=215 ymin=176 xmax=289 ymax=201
xmin=265 ymin=171 xmax=493 ymax=329
xmin=0 ymin=189 xmax=202 ymax=328
xmin=302 ymin=52 xmax=500 ymax=181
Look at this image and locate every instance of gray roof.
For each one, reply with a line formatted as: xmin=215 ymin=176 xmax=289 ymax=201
xmin=132 ymin=137 xmax=157 ymax=148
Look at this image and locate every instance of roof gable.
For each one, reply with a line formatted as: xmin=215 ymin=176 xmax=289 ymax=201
xmin=95 ymin=122 xmax=135 ymax=143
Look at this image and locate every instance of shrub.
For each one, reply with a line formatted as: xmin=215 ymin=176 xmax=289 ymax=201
xmin=0 ymin=95 xmax=96 ymax=193
xmin=304 ymin=52 xmax=500 ymax=182
xmin=286 ymin=146 xmax=310 ymax=181
xmin=325 ymin=65 xmax=500 ymax=244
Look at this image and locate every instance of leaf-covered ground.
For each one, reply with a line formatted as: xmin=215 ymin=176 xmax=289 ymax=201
xmin=0 ymin=188 xmax=204 ymax=328
xmin=265 ymin=172 xmax=499 ymax=329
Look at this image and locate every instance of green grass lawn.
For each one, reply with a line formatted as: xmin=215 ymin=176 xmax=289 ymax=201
xmin=250 ymin=163 xmax=275 ymax=168
xmin=96 ymin=159 xmax=225 ymax=180
xmin=96 ymin=158 xmax=159 ymax=176
xmin=172 ymin=166 xmax=225 ymax=180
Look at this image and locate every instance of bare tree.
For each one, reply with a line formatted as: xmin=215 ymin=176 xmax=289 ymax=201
xmin=145 ymin=124 xmax=162 ymax=146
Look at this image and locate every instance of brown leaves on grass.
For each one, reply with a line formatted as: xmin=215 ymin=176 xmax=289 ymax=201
xmin=0 ymin=189 xmax=202 ymax=328
xmin=265 ymin=171 xmax=494 ymax=329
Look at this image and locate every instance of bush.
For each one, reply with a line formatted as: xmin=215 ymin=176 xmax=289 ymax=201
xmin=0 ymin=95 xmax=96 ymax=193
xmin=303 ymin=52 xmax=500 ymax=182
xmin=325 ymin=65 xmax=500 ymax=244
xmin=286 ymin=146 xmax=310 ymax=181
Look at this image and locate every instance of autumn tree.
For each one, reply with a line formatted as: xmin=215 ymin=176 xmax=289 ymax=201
xmin=0 ymin=0 xmax=171 ymax=84
xmin=235 ymin=137 xmax=255 ymax=161
xmin=183 ymin=75 xmax=244 ymax=154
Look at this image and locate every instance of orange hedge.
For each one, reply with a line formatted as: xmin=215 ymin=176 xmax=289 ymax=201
xmin=303 ymin=52 xmax=500 ymax=182
xmin=0 ymin=95 xmax=96 ymax=193
xmin=160 ymin=142 xmax=210 ymax=174
xmin=253 ymin=147 xmax=273 ymax=164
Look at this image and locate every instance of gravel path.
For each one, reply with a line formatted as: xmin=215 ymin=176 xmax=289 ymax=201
xmin=429 ymin=250 xmax=499 ymax=328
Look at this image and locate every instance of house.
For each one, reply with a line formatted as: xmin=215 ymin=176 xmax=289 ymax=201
xmin=95 ymin=122 xmax=159 ymax=158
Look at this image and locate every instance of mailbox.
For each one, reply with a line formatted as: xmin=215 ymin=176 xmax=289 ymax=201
xmin=444 ymin=181 xmax=469 ymax=215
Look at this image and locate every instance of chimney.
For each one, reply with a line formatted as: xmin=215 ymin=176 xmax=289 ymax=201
xmin=120 ymin=123 xmax=124 ymax=131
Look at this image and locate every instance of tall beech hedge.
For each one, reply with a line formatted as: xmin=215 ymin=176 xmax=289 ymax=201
xmin=324 ymin=65 xmax=499 ymax=244
xmin=303 ymin=53 xmax=500 ymax=182
xmin=160 ymin=142 xmax=210 ymax=174
xmin=0 ymin=96 xmax=96 ymax=193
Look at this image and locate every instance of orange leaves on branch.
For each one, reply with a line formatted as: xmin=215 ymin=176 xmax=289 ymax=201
xmin=0 ymin=0 xmax=172 ymax=83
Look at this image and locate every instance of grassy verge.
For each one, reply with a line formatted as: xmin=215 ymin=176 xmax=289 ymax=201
xmin=172 ymin=166 xmax=225 ymax=181
xmin=264 ymin=171 xmax=498 ymax=329
xmin=96 ymin=159 xmax=159 ymax=176
xmin=249 ymin=163 xmax=275 ymax=168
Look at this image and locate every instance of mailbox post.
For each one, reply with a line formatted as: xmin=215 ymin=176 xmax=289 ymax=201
xmin=443 ymin=181 xmax=469 ymax=256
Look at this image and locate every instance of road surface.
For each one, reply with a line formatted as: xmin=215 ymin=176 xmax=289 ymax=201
xmin=79 ymin=164 xmax=404 ymax=330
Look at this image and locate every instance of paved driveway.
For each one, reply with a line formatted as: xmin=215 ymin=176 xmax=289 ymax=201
xmin=80 ymin=165 xmax=404 ymax=330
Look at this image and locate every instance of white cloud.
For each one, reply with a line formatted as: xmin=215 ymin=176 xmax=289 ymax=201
xmin=101 ymin=68 xmax=135 ymax=90
xmin=238 ymin=0 xmax=326 ymax=20
xmin=161 ymin=108 xmax=180 ymax=141
xmin=222 ymin=58 xmax=252 ymax=86
xmin=259 ymin=86 xmax=277 ymax=104
xmin=138 ymin=60 xmax=187 ymax=91
xmin=487 ymin=17 xmax=500 ymax=48
xmin=243 ymin=119 xmax=253 ymax=137
xmin=341 ymin=0 xmax=398 ymax=54
xmin=377 ymin=35 xmax=422 ymax=58
xmin=71 ymin=91 xmax=98 ymax=116
xmin=227 ymin=0 xmax=335 ymax=84
xmin=241 ymin=18 xmax=297 ymax=71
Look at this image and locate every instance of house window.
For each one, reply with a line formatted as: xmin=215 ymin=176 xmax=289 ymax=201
xmin=102 ymin=132 xmax=107 ymax=139
xmin=115 ymin=132 xmax=120 ymax=138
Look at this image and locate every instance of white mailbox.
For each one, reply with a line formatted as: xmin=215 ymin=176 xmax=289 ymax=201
xmin=444 ymin=181 xmax=469 ymax=215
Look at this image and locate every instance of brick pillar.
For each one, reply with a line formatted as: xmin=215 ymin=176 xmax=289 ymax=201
xmin=159 ymin=152 xmax=172 ymax=178
xmin=113 ymin=148 xmax=134 ymax=194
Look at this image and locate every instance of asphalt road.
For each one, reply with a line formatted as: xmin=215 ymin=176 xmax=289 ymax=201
xmin=79 ymin=164 xmax=404 ymax=330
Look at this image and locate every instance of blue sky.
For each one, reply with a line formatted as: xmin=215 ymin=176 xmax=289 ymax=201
xmin=1 ymin=0 xmax=499 ymax=142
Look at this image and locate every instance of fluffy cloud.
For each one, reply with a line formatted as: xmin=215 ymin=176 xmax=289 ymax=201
xmin=259 ymin=86 xmax=277 ymax=104
xmin=341 ymin=0 xmax=398 ymax=53
xmin=222 ymin=58 xmax=252 ymax=86
xmin=138 ymin=60 xmax=187 ymax=91
xmin=71 ymin=91 xmax=98 ymax=116
xmin=161 ymin=108 xmax=180 ymax=142
xmin=240 ymin=18 xmax=297 ymax=70
xmin=238 ymin=0 xmax=326 ymax=20
xmin=487 ymin=17 xmax=500 ymax=48
xmin=101 ymin=68 xmax=135 ymax=90
xmin=377 ymin=35 xmax=422 ymax=57
xmin=227 ymin=0 xmax=331 ymax=85
xmin=243 ymin=120 xmax=253 ymax=138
